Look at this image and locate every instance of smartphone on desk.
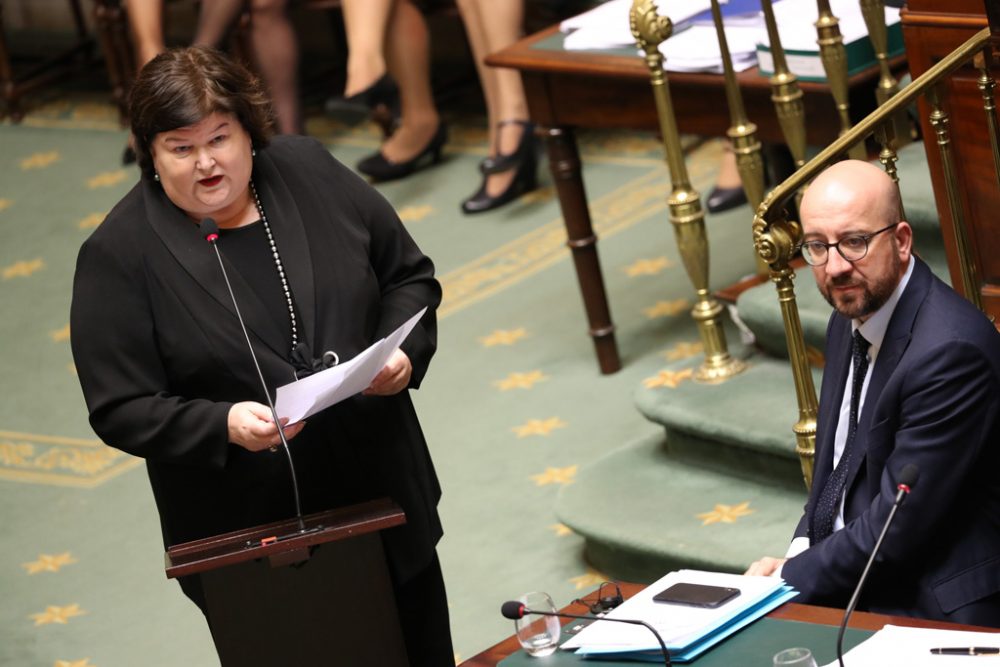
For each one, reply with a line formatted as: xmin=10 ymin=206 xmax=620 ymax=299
xmin=652 ymin=583 xmax=740 ymax=608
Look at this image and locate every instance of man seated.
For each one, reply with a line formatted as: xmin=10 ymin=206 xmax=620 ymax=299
xmin=746 ymin=160 xmax=1000 ymax=626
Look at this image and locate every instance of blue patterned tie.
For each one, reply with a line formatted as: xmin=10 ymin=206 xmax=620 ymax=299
xmin=812 ymin=330 xmax=871 ymax=543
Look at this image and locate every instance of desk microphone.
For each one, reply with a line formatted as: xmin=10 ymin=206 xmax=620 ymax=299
xmin=501 ymin=599 xmax=671 ymax=666
xmin=836 ymin=463 xmax=919 ymax=667
xmin=200 ymin=218 xmax=306 ymax=532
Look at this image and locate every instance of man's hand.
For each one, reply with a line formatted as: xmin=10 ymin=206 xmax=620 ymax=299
xmin=745 ymin=557 xmax=787 ymax=577
xmin=363 ymin=348 xmax=412 ymax=396
xmin=228 ymin=401 xmax=305 ymax=452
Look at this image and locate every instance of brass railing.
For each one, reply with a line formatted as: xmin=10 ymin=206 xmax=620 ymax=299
xmin=753 ymin=27 xmax=995 ymax=489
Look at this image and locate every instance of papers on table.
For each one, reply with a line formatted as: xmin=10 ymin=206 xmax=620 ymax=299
xmin=660 ymin=24 xmax=763 ymax=73
xmin=826 ymin=624 xmax=1000 ymax=666
xmin=769 ymin=0 xmax=900 ymax=52
xmin=560 ymin=569 xmax=797 ymax=662
xmin=273 ymin=307 xmax=426 ymax=424
xmin=560 ymin=0 xmax=714 ymax=51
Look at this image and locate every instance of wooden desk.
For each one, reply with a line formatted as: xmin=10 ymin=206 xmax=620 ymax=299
xmin=461 ymin=582 xmax=991 ymax=665
xmin=487 ymin=25 xmax=904 ymax=374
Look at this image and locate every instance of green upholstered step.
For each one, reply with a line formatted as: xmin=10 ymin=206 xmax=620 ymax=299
xmin=635 ymin=355 xmax=823 ymax=483
xmin=555 ymin=431 xmax=808 ymax=583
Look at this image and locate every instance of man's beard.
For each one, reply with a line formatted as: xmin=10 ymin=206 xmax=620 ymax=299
xmin=820 ymin=254 xmax=901 ymax=319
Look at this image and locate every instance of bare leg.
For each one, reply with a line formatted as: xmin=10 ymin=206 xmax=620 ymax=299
xmin=125 ymin=0 xmax=165 ymax=68
xmin=456 ymin=0 xmax=529 ymax=197
xmin=340 ymin=0 xmax=393 ymax=97
xmin=379 ymin=0 xmax=440 ymax=163
xmin=248 ymin=0 xmax=301 ymax=134
xmin=715 ymin=143 xmax=742 ymax=189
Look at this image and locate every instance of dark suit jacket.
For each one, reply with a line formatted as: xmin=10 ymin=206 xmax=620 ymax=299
xmin=70 ymin=135 xmax=443 ymax=593
xmin=783 ymin=257 xmax=1000 ymax=626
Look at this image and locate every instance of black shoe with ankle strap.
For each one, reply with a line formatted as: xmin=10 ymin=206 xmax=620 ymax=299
xmin=461 ymin=120 xmax=538 ymax=215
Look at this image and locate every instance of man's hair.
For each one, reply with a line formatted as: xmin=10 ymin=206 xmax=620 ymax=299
xmin=128 ymin=46 xmax=274 ymax=181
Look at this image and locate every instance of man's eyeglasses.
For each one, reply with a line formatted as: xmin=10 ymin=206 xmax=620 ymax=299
xmin=799 ymin=223 xmax=899 ymax=267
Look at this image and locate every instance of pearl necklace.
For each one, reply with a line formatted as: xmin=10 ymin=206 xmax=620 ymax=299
xmin=250 ymin=181 xmax=297 ymax=355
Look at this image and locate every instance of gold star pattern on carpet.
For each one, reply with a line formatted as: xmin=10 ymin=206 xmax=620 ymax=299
xmin=29 ymin=603 xmax=86 ymax=626
xmin=623 ymin=256 xmax=672 ymax=277
xmin=50 ymin=324 xmax=71 ymax=343
xmin=642 ymin=367 xmax=694 ymax=389
xmin=479 ymin=328 xmax=528 ymax=347
xmin=54 ymin=659 xmax=96 ymax=667
xmin=513 ymin=417 xmax=567 ymax=438
xmin=550 ymin=523 xmax=574 ymax=537
xmin=21 ymin=151 xmax=61 ymax=170
xmin=530 ymin=465 xmax=577 ymax=486
xmin=78 ymin=213 xmax=105 ymax=229
xmin=3 ymin=258 xmax=45 ymax=280
xmin=87 ymin=170 xmax=127 ymax=189
xmin=663 ymin=341 xmax=703 ymax=361
xmin=643 ymin=299 xmax=690 ymax=319
xmin=0 ymin=198 xmax=11 ymax=211
xmin=22 ymin=552 xmax=77 ymax=574
xmin=397 ymin=204 xmax=434 ymax=223
xmin=495 ymin=370 xmax=548 ymax=391
xmin=696 ymin=501 xmax=755 ymax=526
xmin=569 ymin=569 xmax=607 ymax=590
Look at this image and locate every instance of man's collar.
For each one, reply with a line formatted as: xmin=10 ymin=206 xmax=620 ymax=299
xmin=852 ymin=256 xmax=915 ymax=358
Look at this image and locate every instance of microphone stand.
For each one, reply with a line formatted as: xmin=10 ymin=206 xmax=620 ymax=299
xmin=836 ymin=464 xmax=918 ymax=667
xmin=503 ymin=602 xmax=671 ymax=666
xmin=203 ymin=221 xmax=306 ymax=533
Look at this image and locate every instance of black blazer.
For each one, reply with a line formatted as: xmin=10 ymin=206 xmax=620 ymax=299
xmin=783 ymin=258 xmax=1000 ymax=625
xmin=71 ymin=135 xmax=443 ymax=588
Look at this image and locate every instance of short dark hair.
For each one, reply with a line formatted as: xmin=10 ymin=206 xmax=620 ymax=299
xmin=128 ymin=46 xmax=274 ymax=181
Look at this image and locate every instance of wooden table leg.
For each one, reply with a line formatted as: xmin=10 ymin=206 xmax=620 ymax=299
xmin=545 ymin=126 xmax=621 ymax=374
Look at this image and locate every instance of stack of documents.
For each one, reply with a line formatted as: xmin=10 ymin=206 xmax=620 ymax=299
xmin=559 ymin=0 xmax=769 ymax=73
xmin=560 ymin=0 xmax=714 ymax=51
xmin=560 ymin=569 xmax=797 ymax=662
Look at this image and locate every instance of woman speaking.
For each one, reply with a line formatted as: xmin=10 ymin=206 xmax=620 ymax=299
xmin=70 ymin=46 xmax=452 ymax=664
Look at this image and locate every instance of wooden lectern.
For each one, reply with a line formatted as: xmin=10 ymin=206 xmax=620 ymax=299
xmin=165 ymin=498 xmax=410 ymax=666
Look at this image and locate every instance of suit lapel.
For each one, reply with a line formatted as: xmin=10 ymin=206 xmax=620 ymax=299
xmin=812 ymin=316 xmax=852 ymax=496
xmin=142 ymin=179 xmax=289 ymax=358
xmin=252 ymin=149 xmax=317 ymax=356
xmin=842 ymin=258 xmax=931 ymax=497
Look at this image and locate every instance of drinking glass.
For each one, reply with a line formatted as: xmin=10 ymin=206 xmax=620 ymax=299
xmin=514 ymin=592 xmax=561 ymax=657
xmin=773 ymin=647 xmax=818 ymax=667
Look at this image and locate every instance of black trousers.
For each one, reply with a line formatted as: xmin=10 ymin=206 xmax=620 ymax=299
xmin=392 ymin=552 xmax=455 ymax=667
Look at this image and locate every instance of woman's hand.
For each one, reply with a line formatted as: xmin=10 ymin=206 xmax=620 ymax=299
xmin=363 ymin=348 xmax=412 ymax=396
xmin=228 ymin=401 xmax=305 ymax=452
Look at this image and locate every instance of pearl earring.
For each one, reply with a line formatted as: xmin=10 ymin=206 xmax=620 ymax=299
xmin=251 ymin=147 xmax=256 ymax=157
xmin=154 ymin=172 xmax=160 ymax=182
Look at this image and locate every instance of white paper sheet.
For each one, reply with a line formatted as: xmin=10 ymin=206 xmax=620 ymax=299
xmin=273 ymin=307 xmax=427 ymax=424
xmin=560 ymin=0 xmax=714 ymax=51
xmin=825 ymin=624 xmax=1000 ymax=667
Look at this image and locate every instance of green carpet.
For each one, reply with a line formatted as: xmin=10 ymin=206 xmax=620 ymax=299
xmin=0 ymin=88 xmax=767 ymax=665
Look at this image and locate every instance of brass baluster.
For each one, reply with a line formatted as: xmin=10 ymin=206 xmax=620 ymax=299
xmin=926 ymin=85 xmax=984 ymax=311
xmin=859 ymin=0 xmax=911 ymax=145
xmin=873 ymin=122 xmax=906 ymax=222
xmin=761 ymin=0 xmax=807 ymax=170
xmin=752 ymin=203 xmax=817 ymax=489
xmin=631 ymin=0 xmax=746 ymax=384
xmin=708 ymin=0 xmax=768 ymax=276
xmin=815 ymin=0 xmax=866 ymax=159
xmin=975 ymin=49 xmax=1000 ymax=210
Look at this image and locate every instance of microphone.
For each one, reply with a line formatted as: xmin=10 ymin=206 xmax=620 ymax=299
xmin=200 ymin=218 xmax=307 ymax=532
xmin=836 ymin=463 xmax=920 ymax=667
xmin=501 ymin=599 xmax=671 ymax=665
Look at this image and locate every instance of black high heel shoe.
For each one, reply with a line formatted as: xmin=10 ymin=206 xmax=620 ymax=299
xmin=356 ymin=122 xmax=448 ymax=181
xmin=325 ymin=73 xmax=399 ymax=115
xmin=461 ymin=120 xmax=538 ymax=215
